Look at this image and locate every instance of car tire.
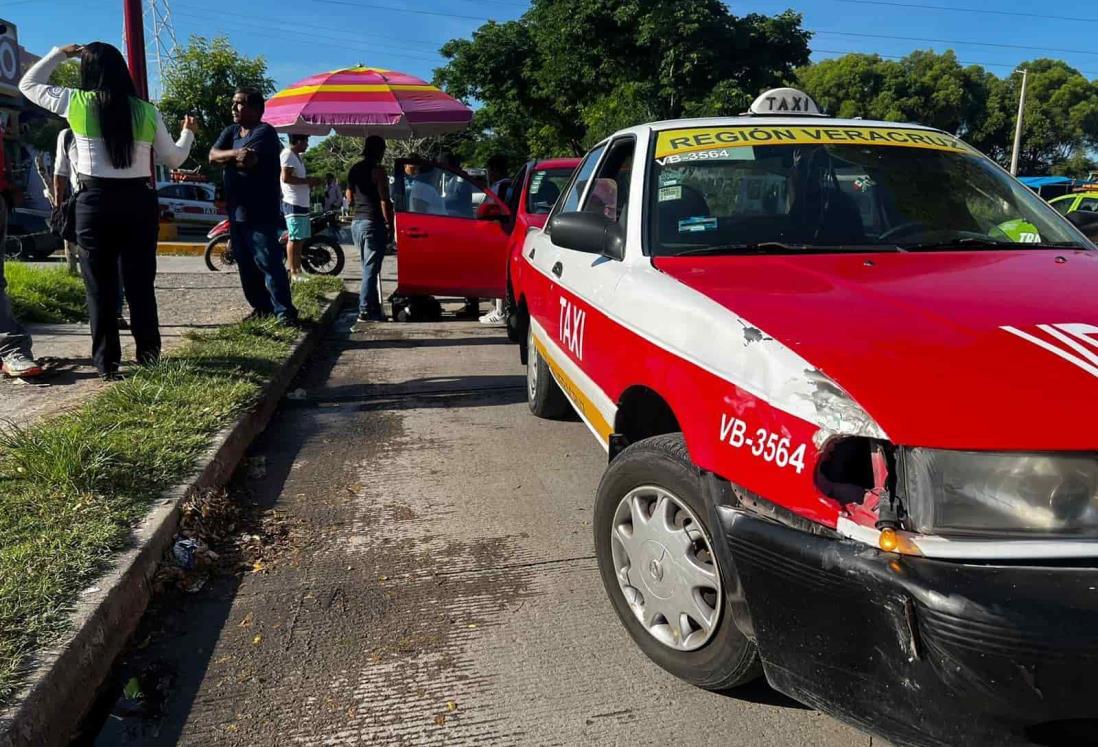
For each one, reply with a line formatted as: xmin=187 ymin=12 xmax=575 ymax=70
xmin=594 ymin=433 xmax=762 ymax=691
xmin=526 ymin=326 xmax=571 ymax=419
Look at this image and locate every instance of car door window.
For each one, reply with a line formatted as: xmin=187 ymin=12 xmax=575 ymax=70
xmin=1050 ymin=198 xmax=1073 ymax=215
xmin=580 ymin=137 xmax=634 ymax=224
xmin=159 ymin=185 xmax=181 ymax=199
xmin=398 ymin=164 xmax=484 ymax=219
xmin=555 ymin=144 xmax=607 ymax=216
xmin=1078 ymin=198 xmax=1098 ymax=213
xmin=507 ymin=164 xmax=529 ymax=216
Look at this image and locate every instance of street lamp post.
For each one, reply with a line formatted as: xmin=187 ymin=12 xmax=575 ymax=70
xmin=1010 ymin=68 xmax=1028 ymax=177
xmin=122 ymin=0 xmax=149 ymax=100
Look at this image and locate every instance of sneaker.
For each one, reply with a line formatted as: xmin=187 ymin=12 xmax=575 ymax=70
xmin=479 ymin=309 xmax=506 ymax=325
xmin=100 ymin=371 xmax=125 ymax=382
xmin=2 ymin=353 xmax=43 ymax=378
xmin=356 ymin=312 xmax=386 ymax=323
xmin=243 ymin=309 xmax=274 ymax=323
xmin=290 ymin=273 xmax=307 ymax=283
xmin=277 ymin=316 xmax=308 ymax=330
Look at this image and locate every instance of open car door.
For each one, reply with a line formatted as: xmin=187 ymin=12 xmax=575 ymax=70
xmin=392 ymin=159 xmax=511 ymax=299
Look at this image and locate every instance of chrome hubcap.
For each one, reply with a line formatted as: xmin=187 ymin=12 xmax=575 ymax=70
xmin=527 ymin=329 xmax=538 ymax=401
xmin=610 ymin=486 xmax=722 ymax=651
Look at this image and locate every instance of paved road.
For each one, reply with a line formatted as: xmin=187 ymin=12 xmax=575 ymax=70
xmin=86 ymin=260 xmax=869 ymax=746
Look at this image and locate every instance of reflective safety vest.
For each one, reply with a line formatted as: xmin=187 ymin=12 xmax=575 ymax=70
xmin=64 ymin=90 xmax=158 ymax=144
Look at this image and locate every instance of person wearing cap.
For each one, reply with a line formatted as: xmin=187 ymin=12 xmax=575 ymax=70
xmin=280 ymin=133 xmax=319 ymax=282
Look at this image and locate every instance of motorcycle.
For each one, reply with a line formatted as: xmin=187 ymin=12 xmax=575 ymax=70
xmin=204 ymin=210 xmax=346 ymax=276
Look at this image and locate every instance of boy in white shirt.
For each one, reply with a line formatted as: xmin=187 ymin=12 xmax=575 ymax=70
xmin=280 ymin=134 xmax=318 ymax=280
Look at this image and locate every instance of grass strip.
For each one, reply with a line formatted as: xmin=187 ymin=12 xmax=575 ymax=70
xmin=0 ymin=275 xmax=342 ymax=704
xmin=5 ymin=264 xmax=88 ymax=324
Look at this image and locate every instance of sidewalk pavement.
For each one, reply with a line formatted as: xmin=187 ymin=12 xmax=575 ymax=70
xmin=0 ymin=268 xmax=252 ymax=430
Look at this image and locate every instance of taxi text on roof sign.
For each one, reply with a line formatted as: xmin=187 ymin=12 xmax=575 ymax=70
xmin=748 ymin=87 xmax=824 ymax=116
xmin=653 ymin=125 xmax=973 ymax=160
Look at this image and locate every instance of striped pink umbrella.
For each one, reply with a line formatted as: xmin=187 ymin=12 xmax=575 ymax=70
xmin=263 ymin=66 xmax=473 ymax=138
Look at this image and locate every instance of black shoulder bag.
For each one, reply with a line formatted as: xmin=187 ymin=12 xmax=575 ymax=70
xmin=48 ymin=130 xmax=78 ymax=243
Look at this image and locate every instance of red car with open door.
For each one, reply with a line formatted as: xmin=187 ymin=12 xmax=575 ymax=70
xmin=502 ymin=158 xmax=582 ymax=341
xmin=390 ymin=158 xmax=511 ymax=321
xmin=390 ymin=157 xmax=579 ymax=322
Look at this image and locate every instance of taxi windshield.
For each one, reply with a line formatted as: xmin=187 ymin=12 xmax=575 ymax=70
xmin=647 ymin=125 xmax=1090 ymax=256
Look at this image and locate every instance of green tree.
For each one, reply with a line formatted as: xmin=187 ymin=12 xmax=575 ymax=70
xmin=972 ymin=60 xmax=1098 ymax=174
xmin=797 ymin=50 xmax=991 ymax=138
xmin=158 ymin=35 xmax=275 ymax=171
xmin=435 ymin=0 xmax=811 ymax=161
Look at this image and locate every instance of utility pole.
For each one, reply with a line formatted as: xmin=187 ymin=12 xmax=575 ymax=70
xmin=122 ymin=0 xmax=149 ymax=100
xmin=1010 ymin=68 xmax=1028 ymax=176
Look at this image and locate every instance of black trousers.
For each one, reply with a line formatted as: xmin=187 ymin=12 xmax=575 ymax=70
xmin=74 ymin=179 xmax=160 ymax=374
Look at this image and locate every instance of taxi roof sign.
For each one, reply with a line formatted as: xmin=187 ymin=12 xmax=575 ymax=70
xmin=748 ymin=88 xmax=825 ymax=117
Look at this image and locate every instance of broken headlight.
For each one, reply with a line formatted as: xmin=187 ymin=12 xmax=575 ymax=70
xmin=901 ymin=448 xmax=1098 ymax=537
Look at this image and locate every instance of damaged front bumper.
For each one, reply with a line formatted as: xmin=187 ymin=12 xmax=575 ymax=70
xmin=714 ymin=503 xmax=1098 ymax=747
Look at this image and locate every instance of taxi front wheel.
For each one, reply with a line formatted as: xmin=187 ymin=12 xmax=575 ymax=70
xmin=527 ymin=328 xmax=571 ymax=419
xmin=594 ymin=433 xmax=761 ymax=691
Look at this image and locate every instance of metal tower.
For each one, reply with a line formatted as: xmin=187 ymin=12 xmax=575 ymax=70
xmin=144 ymin=0 xmax=177 ymax=99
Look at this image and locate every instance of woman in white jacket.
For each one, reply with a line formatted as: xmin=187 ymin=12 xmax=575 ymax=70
xmin=20 ymin=42 xmax=197 ymax=379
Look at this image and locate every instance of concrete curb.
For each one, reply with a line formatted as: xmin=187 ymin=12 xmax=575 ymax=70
xmin=0 ymin=289 xmax=348 ymax=747
xmin=157 ymin=241 xmax=206 ymax=256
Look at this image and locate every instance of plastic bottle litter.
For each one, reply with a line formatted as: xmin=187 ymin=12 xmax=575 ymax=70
xmin=172 ymin=538 xmax=200 ymax=570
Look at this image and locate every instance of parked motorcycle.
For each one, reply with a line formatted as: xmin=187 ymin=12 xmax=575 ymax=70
xmin=204 ymin=210 xmax=346 ymax=275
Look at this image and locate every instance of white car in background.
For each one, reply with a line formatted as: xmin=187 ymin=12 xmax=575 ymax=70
xmin=156 ymin=182 xmax=225 ymax=227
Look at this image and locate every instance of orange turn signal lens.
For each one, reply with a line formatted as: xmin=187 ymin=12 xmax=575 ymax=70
xmin=879 ymin=528 xmax=899 ymax=552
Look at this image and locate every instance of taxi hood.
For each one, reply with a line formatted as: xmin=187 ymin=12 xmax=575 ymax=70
xmin=654 ymin=250 xmax=1098 ymax=451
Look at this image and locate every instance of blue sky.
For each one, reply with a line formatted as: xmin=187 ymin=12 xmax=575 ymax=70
xmin=8 ymin=0 xmax=1098 ymax=96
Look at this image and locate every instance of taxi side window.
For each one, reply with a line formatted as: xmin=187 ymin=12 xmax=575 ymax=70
xmin=580 ymin=138 xmax=634 ymax=224
xmin=507 ymin=164 xmax=528 ymax=216
xmin=1078 ymin=198 xmax=1098 ymax=213
xmin=557 ymin=144 xmax=607 ymax=215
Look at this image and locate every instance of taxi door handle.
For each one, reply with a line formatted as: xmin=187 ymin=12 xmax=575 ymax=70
xmin=551 ymin=261 xmax=563 ymax=278
xmin=406 ymin=229 xmax=428 ymax=238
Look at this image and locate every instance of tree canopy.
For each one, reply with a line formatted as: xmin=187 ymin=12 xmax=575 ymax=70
xmin=158 ymin=35 xmax=275 ymax=171
xmin=434 ymin=0 xmax=811 ymax=163
xmin=798 ymin=51 xmax=1098 ymax=175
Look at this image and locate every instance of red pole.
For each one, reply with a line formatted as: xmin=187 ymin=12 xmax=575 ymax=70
xmin=122 ymin=0 xmax=148 ymax=99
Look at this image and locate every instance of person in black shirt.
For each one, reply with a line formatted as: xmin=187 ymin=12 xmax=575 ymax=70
xmin=346 ymin=136 xmax=392 ymax=322
xmin=209 ymin=87 xmax=298 ymax=324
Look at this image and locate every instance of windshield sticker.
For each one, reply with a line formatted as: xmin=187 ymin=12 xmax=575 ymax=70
xmin=659 ymin=185 xmax=683 ymax=202
xmin=678 ymin=216 xmax=718 ymax=233
xmin=654 ymin=126 xmax=972 ymax=161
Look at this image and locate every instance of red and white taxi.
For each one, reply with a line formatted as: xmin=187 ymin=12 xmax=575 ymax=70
xmin=511 ymin=88 xmax=1098 ymax=746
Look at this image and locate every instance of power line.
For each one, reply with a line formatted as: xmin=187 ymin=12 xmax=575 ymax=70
xmin=815 ymin=29 xmax=1098 ymax=58
xmin=811 ymin=47 xmax=1098 ymax=78
xmin=172 ymin=0 xmax=453 ymax=46
xmin=169 ymin=8 xmax=443 ymax=60
xmin=170 ymin=14 xmax=443 ymax=66
xmin=309 ymin=0 xmax=493 ymax=22
xmin=831 ymin=0 xmax=1098 ymax=24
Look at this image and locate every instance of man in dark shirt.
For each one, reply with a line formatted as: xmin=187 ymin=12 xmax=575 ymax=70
xmin=209 ymin=87 xmax=297 ymax=324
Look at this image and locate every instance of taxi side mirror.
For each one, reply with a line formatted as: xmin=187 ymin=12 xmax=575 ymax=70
xmin=548 ymin=211 xmax=625 ymax=261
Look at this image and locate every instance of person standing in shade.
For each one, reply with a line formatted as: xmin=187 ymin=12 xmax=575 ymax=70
xmin=280 ymin=133 xmax=318 ymax=282
xmin=323 ymin=172 xmax=342 ymax=213
xmin=479 ymin=153 xmax=512 ymax=326
xmin=21 ymin=42 xmax=196 ymax=380
xmin=0 ymin=131 xmax=41 ymax=378
xmin=346 ymin=136 xmax=392 ymax=322
xmin=209 ymin=88 xmax=298 ymax=325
